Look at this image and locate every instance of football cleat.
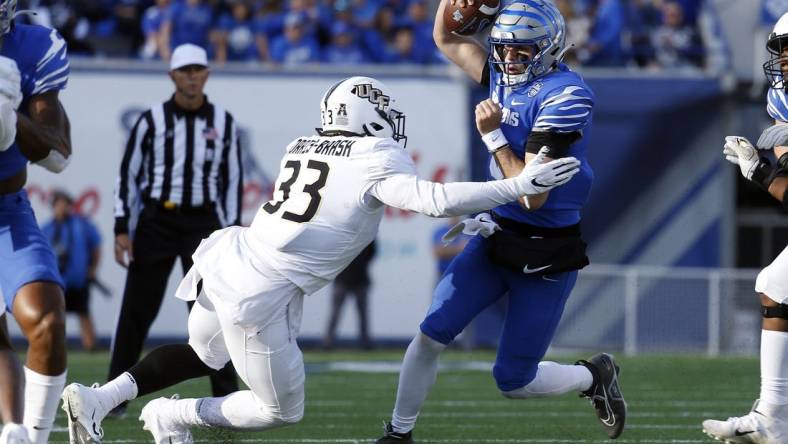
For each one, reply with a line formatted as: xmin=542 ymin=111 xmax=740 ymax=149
xmin=61 ymin=383 xmax=106 ymax=444
xmin=702 ymin=399 xmax=788 ymax=444
xmin=0 ymin=423 xmax=31 ymax=444
xmin=577 ymin=353 xmax=627 ymax=439
xmin=140 ymin=395 xmax=194 ymax=444
xmin=375 ymin=422 xmax=414 ymax=444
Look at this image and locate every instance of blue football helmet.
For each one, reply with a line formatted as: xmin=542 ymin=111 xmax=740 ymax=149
xmin=0 ymin=0 xmax=16 ymax=35
xmin=489 ymin=0 xmax=567 ymax=88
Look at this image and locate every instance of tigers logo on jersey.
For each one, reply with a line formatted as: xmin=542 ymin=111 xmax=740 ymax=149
xmin=352 ymin=84 xmax=390 ymax=111
xmin=527 ymin=81 xmax=543 ymax=97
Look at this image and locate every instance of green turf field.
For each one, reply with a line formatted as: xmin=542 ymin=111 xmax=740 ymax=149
xmin=50 ymin=350 xmax=759 ymax=443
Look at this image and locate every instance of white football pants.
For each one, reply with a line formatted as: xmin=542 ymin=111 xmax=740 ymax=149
xmin=187 ymin=289 xmax=306 ymax=426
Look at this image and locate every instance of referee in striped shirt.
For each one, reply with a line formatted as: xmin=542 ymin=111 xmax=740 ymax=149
xmin=109 ymin=44 xmax=241 ymax=413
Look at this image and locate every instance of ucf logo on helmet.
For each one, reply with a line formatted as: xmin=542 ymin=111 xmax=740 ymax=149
xmin=352 ymin=84 xmax=390 ymax=111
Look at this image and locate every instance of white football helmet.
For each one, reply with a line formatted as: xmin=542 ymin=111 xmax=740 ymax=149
xmin=489 ymin=0 xmax=567 ymax=88
xmin=319 ymin=76 xmax=407 ymax=146
xmin=764 ymin=12 xmax=788 ymax=90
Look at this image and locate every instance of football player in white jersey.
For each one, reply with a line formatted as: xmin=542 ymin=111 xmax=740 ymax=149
xmin=60 ymin=76 xmax=581 ymax=444
xmin=702 ymin=12 xmax=788 ymax=444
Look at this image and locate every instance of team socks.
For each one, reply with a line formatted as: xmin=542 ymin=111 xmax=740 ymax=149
xmin=760 ymin=329 xmax=788 ymax=405
xmin=23 ymin=367 xmax=65 ymax=444
xmin=391 ymin=333 xmax=446 ymax=434
xmin=502 ymin=361 xmax=593 ymax=398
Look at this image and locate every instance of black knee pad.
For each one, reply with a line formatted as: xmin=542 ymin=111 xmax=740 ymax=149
xmin=762 ymin=303 xmax=788 ymax=319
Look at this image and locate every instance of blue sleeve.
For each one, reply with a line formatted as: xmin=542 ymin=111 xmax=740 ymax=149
xmin=767 ymin=89 xmax=788 ymax=123
xmin=533 ymin=85 xmax=594 ymax=133
xmin=29 ymin=28 xmax=69 ymax=96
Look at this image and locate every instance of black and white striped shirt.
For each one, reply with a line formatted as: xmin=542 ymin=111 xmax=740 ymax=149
xmin=114 ymin=95 xmax=243 ymax=234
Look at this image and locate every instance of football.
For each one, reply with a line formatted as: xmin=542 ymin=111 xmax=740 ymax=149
xmin=442 ymin=0 xmax=500 ymax=36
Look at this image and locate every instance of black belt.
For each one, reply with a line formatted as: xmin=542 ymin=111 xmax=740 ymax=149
xmin=144 ymin=199 xmax=216 ymax=215
xmin=491 ymin=213 xmax=581 ymax=239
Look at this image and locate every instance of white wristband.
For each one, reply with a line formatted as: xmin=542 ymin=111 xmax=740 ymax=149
xmin=481 ymin=128 xmax=508 ymax=153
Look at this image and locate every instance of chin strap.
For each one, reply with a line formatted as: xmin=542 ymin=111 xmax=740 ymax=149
xmin=13 ymin=9 xmax=36 ymax=19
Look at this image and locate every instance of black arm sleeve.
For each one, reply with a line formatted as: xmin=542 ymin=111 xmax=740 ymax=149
xmin=480 ymin=62 xmax=490 ymax=87
xmin=525 ymin=131 xmax=582 ymax=158
xmin=775 ymin=152 xmax=788 ymax=178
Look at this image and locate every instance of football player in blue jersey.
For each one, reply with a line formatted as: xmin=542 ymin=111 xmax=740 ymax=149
xmin=376 ymin=1 xmax=626 ymax=443
xmin=703 ymin=12 xmax=788 ymax=444
xmin=0 ymin=1 xmax=72 ymax=443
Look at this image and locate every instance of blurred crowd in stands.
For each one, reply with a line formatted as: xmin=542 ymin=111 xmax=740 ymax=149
xmin=16 ymin=0 xmax=731 ymax=71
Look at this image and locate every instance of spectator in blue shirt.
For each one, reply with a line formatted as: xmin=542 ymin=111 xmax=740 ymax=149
xmin=214 ymin=0 xmax=261 ymax=62
xmin=323 ymin=21 xmax=369 ymax=64
xmin=252 ymin=0 xmax=286 ymax=60
xmin=161 ymin=0 xmax=214 ymax=59
xmin=387 ymin=25 xmax=430 ymax=64
xmin=651 ymin=1 xmax=704 ymax=69
xmin=286 ymin=0 xmax=330 ymax=39
xmin=41 ymin=191 xmax=102 ymax=352
xmin=399 ymin=0 xmax=438 ymax=62
xmin=351 ymin=0 xmax=381 ymax=28
xmin=361 ymin=5 xmax=396 ymax=62
xmin=269 ymin=12 xmax=320 ymax=64
xmin=626 ymin=0 xmax=660 ymax=67
xmin=581 ymin=0 xmax=626 ymax=66
xmin=140 ymin=0 xmax=171 ymax=59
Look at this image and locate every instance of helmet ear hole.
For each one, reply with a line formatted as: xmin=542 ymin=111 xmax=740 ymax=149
xmin=370 ymin=122 xmax=384 ymax=131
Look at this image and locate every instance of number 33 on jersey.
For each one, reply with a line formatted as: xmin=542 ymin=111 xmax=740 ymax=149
xmin=250 ymin=134 xmax=414 ymax=273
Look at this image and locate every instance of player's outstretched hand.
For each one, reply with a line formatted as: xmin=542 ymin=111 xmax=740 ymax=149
xmin=723 ymin=136 xmax=760 ymax=180
xmin=516 ymin=146 xmax=580 ymax=195
xmin=475 ymin=99 xmax=502 ymax=136
xmin=0 ymin=57 xmax=22 ymax=110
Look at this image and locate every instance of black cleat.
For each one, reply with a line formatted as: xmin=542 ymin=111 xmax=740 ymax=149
xmin=577 ymin=353 xmax=627 ymax=439
xmin=375 ymin=422 xmax=414 ymax=444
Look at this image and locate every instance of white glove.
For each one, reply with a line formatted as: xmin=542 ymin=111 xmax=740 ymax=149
xmin=441 ymin=213 xmax=501 ymax=244
xmin=0 ymin=56 xmax=22 ymax=110
xmin=515 ymin=146 xmax=581 ymax=195
xmin=723 ymin=136 xmax=761 ymax=180
xmin=0 ymin=99 xmax=17 ymax=152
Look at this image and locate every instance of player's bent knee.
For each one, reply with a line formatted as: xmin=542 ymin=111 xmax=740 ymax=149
xmin=254 ymin=403 xmax=304 ymax=429
xmin=493 ymin=363 xmax=537 ymax=393
xmin=186 ymin=340 xmax=228 ymax=371
xmin=17 ymin=304 xmax=66 ymax=344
